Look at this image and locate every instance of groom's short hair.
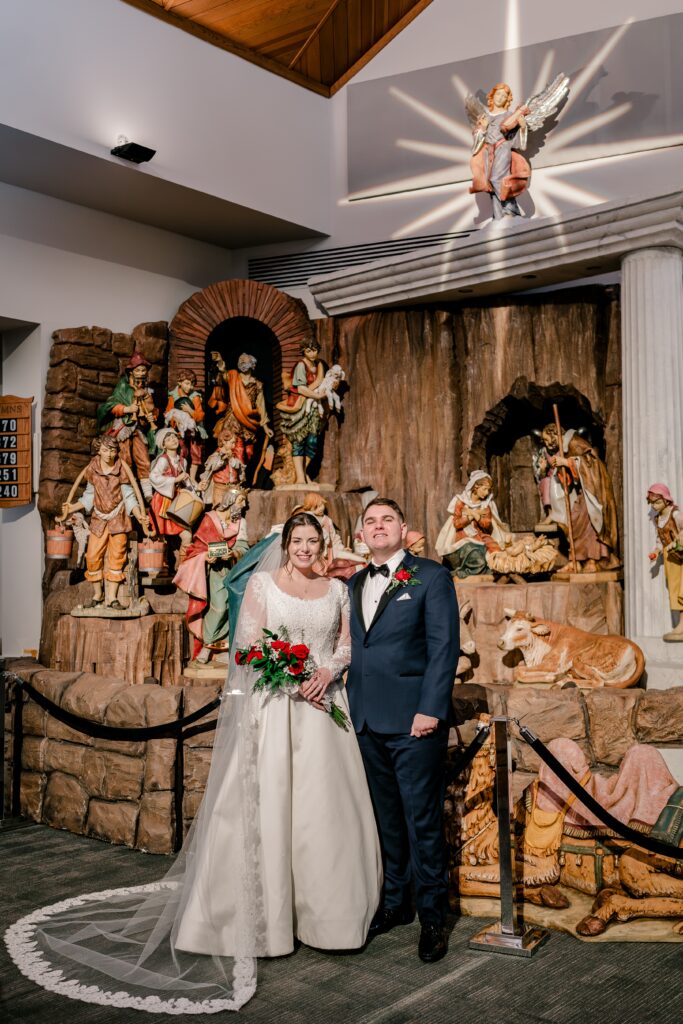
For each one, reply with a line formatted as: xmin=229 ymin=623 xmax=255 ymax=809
xmin=362 ymin=497 xmax=405 ymax=522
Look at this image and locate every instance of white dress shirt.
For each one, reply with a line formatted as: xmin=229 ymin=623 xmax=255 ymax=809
xmin=361 ymin=549 xmax=406 ymax=630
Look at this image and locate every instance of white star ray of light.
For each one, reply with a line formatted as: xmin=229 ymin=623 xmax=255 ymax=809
xmin=530 ymin=170 xmax=605 ymax=212
xmin=347 ymin=167 xmax=470 ymax=200
xmin=451 ymin=75 xmax=470 ymax=103
xmin=502 ymin=0 xmax=523 ymax=101
xmin=547 ymin=132 xmax=683 ymax=166
xmin=561 ymin=18 xmax=634 ymax=117
xmin=395 ymin=138 xmax=469 ymax=165
xmin=392 ymin=190 xmax=474 ymax=239
xmin=543 ymin=102 xmax=633 ymax=154
xmin=388 ymin=87 xmax=474 ymax=145
xmin=530 ymin=50 xmax=556 ymax=99
xmin=527 ymin=190 xmax=563 ymax=220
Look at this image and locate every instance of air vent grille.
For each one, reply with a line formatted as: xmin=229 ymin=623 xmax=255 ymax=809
xmin=248 ymin=230 xmax=474 ymax=289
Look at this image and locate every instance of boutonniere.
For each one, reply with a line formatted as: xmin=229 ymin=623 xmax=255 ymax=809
xmin=386 ymin=564 xmax=421 ymax=594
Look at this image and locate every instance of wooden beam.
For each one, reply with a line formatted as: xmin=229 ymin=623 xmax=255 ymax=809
xmin=329 ymin=0 xmax=434 ymax=95
xmin=119 ymin=0 xmax=331 ymax=96
xmin=287 ymin=0 xmax=346 ymax=69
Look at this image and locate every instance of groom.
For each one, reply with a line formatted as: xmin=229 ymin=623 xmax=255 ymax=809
xmin=347 ymin=497 xmax=459 ymax=963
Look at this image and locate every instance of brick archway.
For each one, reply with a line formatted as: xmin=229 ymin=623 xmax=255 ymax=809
xmin=168 ymin=279 xmax=313 ymax=392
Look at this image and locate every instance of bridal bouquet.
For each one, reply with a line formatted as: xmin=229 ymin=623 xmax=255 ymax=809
xmin=235 ymin=626 xmax=349 ymax=730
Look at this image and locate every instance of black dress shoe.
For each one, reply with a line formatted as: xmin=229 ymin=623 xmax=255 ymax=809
xmin=418 ymin=923 xmax=448 ymax=963
xmin=368 ymin=905 xmax=414 ymax=938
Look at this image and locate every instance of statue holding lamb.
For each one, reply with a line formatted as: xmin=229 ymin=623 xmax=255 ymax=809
xmin=276 ymin=339 xmax=347 ymax=486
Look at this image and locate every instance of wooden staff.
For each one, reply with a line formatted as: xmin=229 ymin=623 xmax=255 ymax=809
xmin=54 ymin=467 xmax=87 ymax=524
xmin=120 ymin=458 xmax=153 ymax=538
xmin=553 ymin=403 xmax=577 ymax=573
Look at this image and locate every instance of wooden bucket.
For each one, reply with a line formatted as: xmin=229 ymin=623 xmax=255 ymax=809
xmin=46 ymin=527 xmax=74 ymax=560
xmin=167 ymin=488 xmax=204 ymax=529
xmin=138 ymin=538 xmax=166 ymax=575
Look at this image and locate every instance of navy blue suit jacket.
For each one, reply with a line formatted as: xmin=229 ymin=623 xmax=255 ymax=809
xmin=346 ymin=552 xmax=459 ymax=734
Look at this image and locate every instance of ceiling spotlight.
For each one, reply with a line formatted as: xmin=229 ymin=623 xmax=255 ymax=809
xmin=110 ymin=135 xmax=156 ymax=163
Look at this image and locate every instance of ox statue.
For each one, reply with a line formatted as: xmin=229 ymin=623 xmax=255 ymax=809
xmin=498 ymin=610 xmax=645 ymax=688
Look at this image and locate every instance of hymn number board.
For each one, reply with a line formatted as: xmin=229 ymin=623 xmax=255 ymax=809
xmin=0 ymin=396 xmax=33 ymax=507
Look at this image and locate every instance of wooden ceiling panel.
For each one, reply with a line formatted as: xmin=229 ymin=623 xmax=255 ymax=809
xmin=121 ymin=0 xmax=435 ymax=95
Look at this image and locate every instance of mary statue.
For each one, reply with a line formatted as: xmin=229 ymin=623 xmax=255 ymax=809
xmin=435 ymin=470 xmax=509 ymax=578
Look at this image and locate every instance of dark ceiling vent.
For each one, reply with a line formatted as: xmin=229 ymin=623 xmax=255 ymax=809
xmin=248 ymin=230 xmax=475 ymax=289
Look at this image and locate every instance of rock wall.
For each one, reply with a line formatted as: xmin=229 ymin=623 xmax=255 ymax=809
xmin=453 ymin=681 xmax=683 ymax=774
xmin=5 ymin=662 xmax=183 ymax=853
xmin=39 ymin=321 xmax=169 ymax=525
xmin=5 ymin=661 xmax=682 ymax=853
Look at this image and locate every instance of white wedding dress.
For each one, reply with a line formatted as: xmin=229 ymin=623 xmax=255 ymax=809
xmin=176 ymin=572 xmax=382 ymax=957
xmin=5 ymin=569 xmax=381 ymax=1014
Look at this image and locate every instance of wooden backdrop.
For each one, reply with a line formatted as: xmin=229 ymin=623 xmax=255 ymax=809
xmin=313 ymin=286 xmax=621 ymax=556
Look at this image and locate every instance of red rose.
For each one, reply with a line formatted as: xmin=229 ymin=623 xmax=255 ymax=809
xmin=235 ymin=650 xmax=244 ymax=665
xmin=246 ymin=648 xmax=265 ymax=664
xmin=289 ymin=662 xmax=305 ymax=676
xmin=290 ymin=643 xmax=309 ymax=660
xmin=271 ymin=640 xmax=290 ymax=653
xmin=394 ymin=569 xmax=411 ymax=582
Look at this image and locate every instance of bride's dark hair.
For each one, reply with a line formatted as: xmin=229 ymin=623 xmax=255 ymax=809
xmin=281 ymin=511 xmax=324 ymax=551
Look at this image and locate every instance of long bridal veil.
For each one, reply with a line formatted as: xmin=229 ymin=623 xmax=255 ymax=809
xmin=5 ymin=535 xmax=284 ymax=1014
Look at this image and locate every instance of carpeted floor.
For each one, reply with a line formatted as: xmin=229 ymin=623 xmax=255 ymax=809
xmin=1 ymin=825 xmax=681 ymax=1024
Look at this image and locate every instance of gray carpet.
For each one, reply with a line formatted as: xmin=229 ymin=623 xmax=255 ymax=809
xmin=1 ymin=825 xmax=681 ymax=1024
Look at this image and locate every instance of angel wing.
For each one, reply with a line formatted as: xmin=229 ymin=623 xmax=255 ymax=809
xmin=523 ymin=73 xmax=569 ymax=132
xmin=465 ymin=93 xmax=489 ymax=155
xmin=464 ymin=93 xmax=488 ymax=131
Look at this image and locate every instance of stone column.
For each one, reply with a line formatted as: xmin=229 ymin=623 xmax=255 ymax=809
xmin=621 ymin=246 xmax=683 ymax=682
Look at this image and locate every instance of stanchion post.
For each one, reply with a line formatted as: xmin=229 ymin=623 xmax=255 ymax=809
xmin=0 ymin=671 xmax=34 ymax=832
xmin=11 ymin=681 xmax=24 ymax=818
xmin=173 ymin=689 xmax=185 ymax=854
xmin=468 ymin=716 xmax=550 ymax=957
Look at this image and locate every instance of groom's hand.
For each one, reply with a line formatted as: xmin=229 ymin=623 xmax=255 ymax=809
xmin=410 ymin=713 xmax=439 ymax=738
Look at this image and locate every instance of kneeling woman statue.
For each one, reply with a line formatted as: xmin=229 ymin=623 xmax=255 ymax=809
xmin=436 ymin=471 xmax=509 ymax=577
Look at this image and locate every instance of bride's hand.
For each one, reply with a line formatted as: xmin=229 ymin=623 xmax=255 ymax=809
xmin=300 ymin=667 xmax=332 ymax=707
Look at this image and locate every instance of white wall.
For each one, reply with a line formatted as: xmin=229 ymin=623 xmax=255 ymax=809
xmin=0 ymin=182 xmax=234 ymax=286
xmin=0 ymin=0 xmax=331 ymax=233
xmin=1 ymin=323 xmax=42 ymax=659
xmin=0 ymin=182 xmax=234 ymax=657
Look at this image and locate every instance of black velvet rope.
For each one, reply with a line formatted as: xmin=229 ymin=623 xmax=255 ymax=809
xmin=4 ymin=673 xmax=221 ymax=741
xmin=518 ymin=724 xmax=683 ymax=861
xmin=446 ymin=723 xmax=491 ymax=780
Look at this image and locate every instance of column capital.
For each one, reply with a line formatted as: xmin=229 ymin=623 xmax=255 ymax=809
xmin=622 ymin=246 xmax=683 ymax=265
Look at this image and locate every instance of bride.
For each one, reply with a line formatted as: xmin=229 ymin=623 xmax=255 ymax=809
xmin=6 ymin=511 xmax=382 ymax=1013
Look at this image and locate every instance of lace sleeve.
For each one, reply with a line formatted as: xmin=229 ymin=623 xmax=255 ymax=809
xmin=233 ymin=573 xmax=268 ymax=651
xmin=323 ymin=582 xmax=352 ymax=681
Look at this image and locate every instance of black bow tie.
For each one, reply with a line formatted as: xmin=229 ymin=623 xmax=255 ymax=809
xmin=368 ymin=563 xmax=390 ymax=578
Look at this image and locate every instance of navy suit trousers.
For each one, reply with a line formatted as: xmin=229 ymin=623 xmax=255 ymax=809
xmin=357 ymin=724 xmax=448 ymax=926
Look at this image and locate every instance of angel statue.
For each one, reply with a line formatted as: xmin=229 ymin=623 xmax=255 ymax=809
xmin=465 ymin=74 xmax=569 ymax=219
